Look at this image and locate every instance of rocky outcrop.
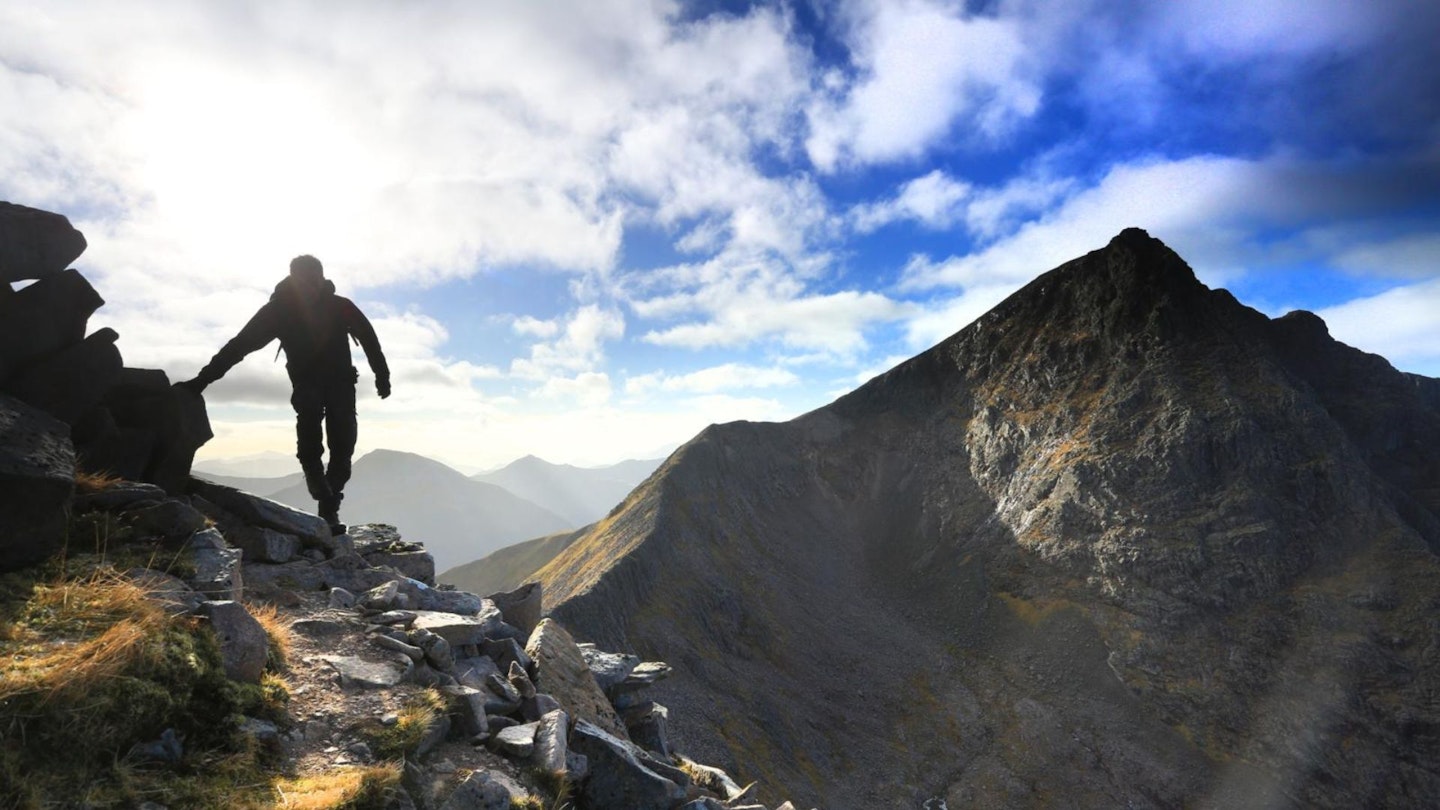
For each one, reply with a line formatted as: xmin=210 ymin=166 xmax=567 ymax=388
xmin=0 ymin=202 xmax=212 ymax=522
xmin=38 ymin=471 xmax=806 ymax=809
xmin=536 ymin=229 xmax=1440 ymax=809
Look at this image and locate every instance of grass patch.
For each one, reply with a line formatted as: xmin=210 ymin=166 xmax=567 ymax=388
xmin=75 ymin=469 xmax=126 ymax=493
xmin=0 ymin=567 xmax=287 ymax=808
xmin=359 ymin=689 xmax=447 ymax=760
xmin=249 ymin=601 xmax=295 ymax=673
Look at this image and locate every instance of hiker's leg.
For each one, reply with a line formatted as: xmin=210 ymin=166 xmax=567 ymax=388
xmin=324 ymin=372 xmax=359 ymax=499
xmin=291 ymin=384 xmax=331 ymax=503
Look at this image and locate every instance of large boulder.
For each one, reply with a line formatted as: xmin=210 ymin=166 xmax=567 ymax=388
xmin=199 ymin=600 xmax=268 ymax=683
xmin=0 ymin=202 xmax=87 ymax=283
xmin=87 ymin=376 xmax=212 ymax=495
xmin=0 ymin=393 xmax=75 ymax=571
xmin=525 ymin=619 xmax=628 ymax=739
xmin=5 ymin=328 xmax=122 ymax=425
xmin=0 ymin=268 xmax=103 ymax=385
xmin=569 ymin=719 xmax=687 ymax=810
xmin=190 ymin=477 xmax=332 ymax=552
xmin=488 ymin=581 xmax=542 ymax=637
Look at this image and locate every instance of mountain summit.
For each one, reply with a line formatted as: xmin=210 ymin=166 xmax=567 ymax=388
xmin=534 ymin=229 xmax=1440 ymax=808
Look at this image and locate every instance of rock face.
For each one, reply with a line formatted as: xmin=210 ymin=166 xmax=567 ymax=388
xmin=537 ymin=229 xmax=1440 ymax=809
xmin=0 ymin=394 xmax=76 ymax=570
xmin=0 ymin=202 xmax=212 ymax=498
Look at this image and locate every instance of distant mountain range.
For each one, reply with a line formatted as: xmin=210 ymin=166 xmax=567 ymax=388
xmin=194 ymin=450 xmax=662 ymax=572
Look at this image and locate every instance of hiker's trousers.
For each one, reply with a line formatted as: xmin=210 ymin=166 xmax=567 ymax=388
xmin=290 ymin=369 xmax=358 ymax=498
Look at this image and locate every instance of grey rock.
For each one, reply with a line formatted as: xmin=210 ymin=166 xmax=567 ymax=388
xmin=487 ymin=581 xmax=542 ymax=636
xmin=348 ymin=523 xmax=406 ymax=554
xmin=508 ymin=661 xmax=537 ymax=707
xmin=0 ymin=393 xmax=74 ymax=571
xmin=625 ymin=702 xmax=671 ymax=759
xmin=441 ymin=684 xmax=490 ymax=738
xmin=490 ymin=722 xmax=537 ymax=758
xmin=127 ymin=727 xmax=183 ymax=765
xmin=187 ymin=532 xmax=243 ymax=602
xmin=522 ymin=692 xmax=562 ymax=723
xmin=290 ymin=615 xmax=354 ymax=637
xmin=407 ymin=663 xmax=445 ymax=687
xmin=415 ymin=630 xmax=454 ymax=672
xmin=322 ymin=655 xmax=409 ymax=689
xmin=364 ymin=549 xmax=435 ymax=586
xmin=126 ymin=498 xmax=208 ymax=539
xmin=370 ymin=610 xmax=418 ymax=627
xmin=579 ymin=644 xmax=640 ymax=694
xmin=566 ymin=750 xmax=590 ymax=782
xmin=72 ymin=481 xmax=165 ymax=512
xmin=373 ymin=634 xmax=425 ymax=661
xmin=361 ymin=580 xmax=404 ymax=611
xmin=239 ymin=717 xmax=281 ymax=752
xmin=678 ymin=799 xmax=726 ymax=810
xmin=133 ymin=382 xmax=212 ymax=496
xmin=414 ymin=712 xmax=450 ymax=760
xmin=673 ymin=756 xmax=745 ymax=801
xmin=533 ymin=709 xmax=569 ymax=774
xmin=123 ymin=568 xmax=205 ymax=615
xmin=480 ymin=637 xmax=532 ymax=676
xmin=525 ymin=618 xmax=628 ymax=739
xmin=189 ymin=476 xmax=332 ymax=552
xmin=613 ymin=660 xmax=673 ymax=694
xmin=569 ymin=719 xmax=686 ymax=810
xmin=228 ymin=525 xmax=301 ymax=564
xmin=416 ymin=586 xmax=484 ymax=615
xmin=454 ymin=655 xmax=502 ymax=690
xmin=487 ymin=715 xmax=519 ymax=733
xmin=438 ymin=770 xmax=516 ymax=810
xmin=199 ymin=601 xmax=268 ymax=683
xmin=412 ymin=605 xmax=503 ymax=648
xmin=0 ymin=202 xmax=87 ymax=282
xmin=242 ymin=560 xmax=325 ymax=594
xmin=0 ymin=268 xmax=100 ymax=386
xmin=329 ymin=587 xmax=357 ymax=609
xmin=7 ymin=327 xmax=122 ymax=426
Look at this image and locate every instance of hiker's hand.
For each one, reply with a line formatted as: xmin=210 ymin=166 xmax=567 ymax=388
xmin=377 ymin=377 xmax=391 ymax=399
xmin=176 ymin=378 xmax=208 ymax=396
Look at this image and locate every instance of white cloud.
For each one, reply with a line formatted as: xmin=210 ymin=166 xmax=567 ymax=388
xmin=511 ymin=305 xmax=625 ymax=380
xmin=806 ymin=0 xmax=1040 ymax=170
xmin=851 ymin=170 xmax=972 ymax=232
xmin=625 ymin=363 xmax=799 ymax=395
xmin=1334 ymin=233 xmax=1440 ymax=279
xmin=537 ymin=372 xmax=614 ymax=408
xmin=1318 ymin=278 xmax=1440 ymax=376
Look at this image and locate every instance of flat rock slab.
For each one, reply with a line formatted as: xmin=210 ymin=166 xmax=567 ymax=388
xmin=190 ymin=477 xmax=332 ymax=551
xmin=525 ymin=619 xmax=629 ymax=740
xmin=491 ymin=722 xmax=538 ymax=759
xmin=73 ymin=481 xmax=165 ymax=512
xmin=412 ymin=605 xmax=502 ymax=647
xmin=322 ymin=655 xmax=410 ymax=689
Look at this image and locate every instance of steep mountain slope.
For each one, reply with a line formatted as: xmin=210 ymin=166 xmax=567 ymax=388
xmin=439 ymin=526 xmax=589 ymax=596
xmin=535 ymin=230 xmax=1440 ymax=809
xmin=472 ymin=455 xmax=663 ymax=527
xmin=267 ymin=449 xmax=571 ymax=571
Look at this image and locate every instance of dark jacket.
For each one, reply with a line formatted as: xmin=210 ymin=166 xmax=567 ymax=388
xmin=194 ymin=277 xmax=388 ymax=389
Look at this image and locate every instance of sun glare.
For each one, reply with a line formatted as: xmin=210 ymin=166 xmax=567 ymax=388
xmin=127 ymin=63 xmax=382 ymax=275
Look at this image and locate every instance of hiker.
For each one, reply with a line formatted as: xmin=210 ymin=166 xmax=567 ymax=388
xmin=182 ymin=255 xmax=390 ymax=534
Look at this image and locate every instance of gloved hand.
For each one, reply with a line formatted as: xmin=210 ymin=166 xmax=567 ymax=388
xmin=377 ymin=377 xmax=391 ymax=399
xmin=176 ymin=378 xmax=208 ymax=396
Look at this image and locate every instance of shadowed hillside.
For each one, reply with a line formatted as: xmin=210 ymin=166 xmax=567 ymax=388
xmin=534 ymin=229 xmax=1440 ymax=809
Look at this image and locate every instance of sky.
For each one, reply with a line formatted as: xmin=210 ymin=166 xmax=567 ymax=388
xmin=3 ymin=0 xmax=1438 ymax=471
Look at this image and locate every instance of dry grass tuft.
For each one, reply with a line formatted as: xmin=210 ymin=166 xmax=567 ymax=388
xmin=0 ymin=571 xmax=166 ymax=704
xmin=74 ymin=468 xmax=126 ymax=494
xmin=247 ymin=601 xmax=295 ymax=672
xmin=272 ymin=763 xmax=402 ymax=809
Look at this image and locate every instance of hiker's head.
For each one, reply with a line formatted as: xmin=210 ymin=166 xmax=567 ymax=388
xmin=289 ymin=255 xmax=324 ymax=293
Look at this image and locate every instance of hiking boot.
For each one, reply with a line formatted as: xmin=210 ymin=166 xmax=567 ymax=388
xmin=318 ymin=496 xmax=345 ymax=536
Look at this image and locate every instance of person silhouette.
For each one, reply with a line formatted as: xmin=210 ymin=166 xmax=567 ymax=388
xmin=182 ymin=255 xmax=389 ymax=534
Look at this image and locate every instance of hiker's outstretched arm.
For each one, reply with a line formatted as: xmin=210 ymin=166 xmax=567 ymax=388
xmin=345 ymin=302 xmax=390 ymax=398
xmin=191 ymin=304 xmax=280 ymax=389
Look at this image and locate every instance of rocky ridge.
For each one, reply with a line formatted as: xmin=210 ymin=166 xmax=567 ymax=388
xmin=534 ymin=229 xmax=1440 ymax=808
xmin=0 ymin=201 xmax=812 ymax=809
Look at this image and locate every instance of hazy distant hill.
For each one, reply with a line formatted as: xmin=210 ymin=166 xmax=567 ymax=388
xmin=193 ymin=470 xmax=305 ymax=497
xmin=193 ymin=451 xmax=301 ymax=478
xmin=265 ymin=449 xmax=571 ymax=571
xmin=439 ymin=526 xmax=589 ymax=597
xmin=535 ymin=229 xmax=1440 ymax=809
xmin=470 ymin=455 xmax=662 ymax=527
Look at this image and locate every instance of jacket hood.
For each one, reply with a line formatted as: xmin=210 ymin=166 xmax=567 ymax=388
xmin=272 ymin=276 xmax=337 ymax=302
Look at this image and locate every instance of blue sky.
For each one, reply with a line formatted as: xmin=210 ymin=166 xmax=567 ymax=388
xmin=2 ymin=0 xmax=1437 ymax=470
